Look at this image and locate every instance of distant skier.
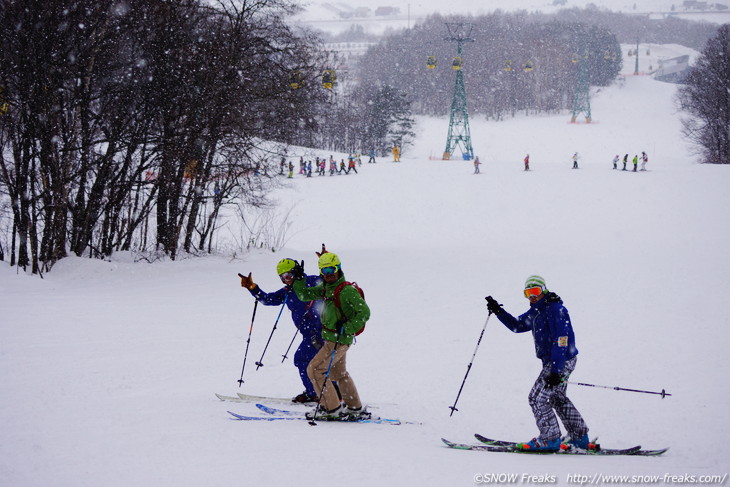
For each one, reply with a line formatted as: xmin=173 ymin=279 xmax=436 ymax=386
xmin=622 ymin=154 xmax=628 ymax=171
xmin=524 ymin=154 xmax=530 ymax=171
xmin=474 ymin=156 xmax=482 ymax=174
xmin=347 ymin=157 xmax=358 ymax=174
xmin=287 ymin=161 xmax=294 ymax=179
xmin=572 ymin=152 xmax=579 ymax=169
xmin=612 ymin=154 xmax=619 ymax=170
xmin=329 ymin=159 xmax=336 ymax=176
xmin=641 ymin=151 xmax=648 ymax=171
xmin=392 ymin=145 xmax=400 ymax=162
xmin=339 ymin=160 xmax=347 ymax=174
xmin=486 ymin=276 xmax=591 ymax=452
xmin=632 ymin=155 xmax=638 ymax=172
xmin=368 ymin=149 xmax=376 ymax=163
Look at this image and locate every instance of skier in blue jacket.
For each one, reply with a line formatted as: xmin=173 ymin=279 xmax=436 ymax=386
xmin=486 ymin=275 xmax=590 ymax=452
xmin=240 ymin=259 xmax=323 ymax=403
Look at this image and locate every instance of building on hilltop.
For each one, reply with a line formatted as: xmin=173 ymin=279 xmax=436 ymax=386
xmin=654 ymin=54 xmax=690 ymax=83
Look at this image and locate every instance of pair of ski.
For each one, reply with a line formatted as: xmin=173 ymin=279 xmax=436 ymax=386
xmin=443 ymin=434 xmax=668 ymax=456
xmin=228 ymin=403 xmax=413 ymax=425
xmin=216 ymin=393 xmax=306 ymax=405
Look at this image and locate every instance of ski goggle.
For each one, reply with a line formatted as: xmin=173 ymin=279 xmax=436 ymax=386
xmin=524 ymin=286 xmax=544 ymax=298
xmin=320 ymin=266 xmax=338 ymax=276
xmin=279 ymin=272 xmax=295 ymax=280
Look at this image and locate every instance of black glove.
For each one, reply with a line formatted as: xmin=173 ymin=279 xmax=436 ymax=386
xmin=485 ymin=296 xmax=504 ymax=315
xmin=545 ymin=372 xmax=564 ymax=388
xmin=290 ymin=260 xmax=304 ymax=280
xmin=310 ymin=334 xmax=323 ymax=350
xmin=545 ymin=292 xmax=561 ymax=303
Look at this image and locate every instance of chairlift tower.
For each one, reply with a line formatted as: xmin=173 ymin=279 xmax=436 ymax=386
xmin=443 ymin=22 xmax=474 ymax=160
xmin=570 ymin=42 xmax=592 ymax=123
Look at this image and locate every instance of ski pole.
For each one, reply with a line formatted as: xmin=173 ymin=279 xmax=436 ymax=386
xmin=237 ymin=298 xmax=259 ymax=387
xmin=281 ymin=301 xmax=314 ymax=363
xmin=281 ymin=329 xmax=299 ymax=363
xmin=255 ymin=296 xmax=289 ymax=369
xmin=567 ymin=381 xmax=672 ymax=398
xmin=449 ymin=310 xmax=493 ymax=416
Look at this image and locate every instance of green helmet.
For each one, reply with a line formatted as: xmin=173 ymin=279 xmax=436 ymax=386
xmin=276 ymin=258 xmax=297 ymax=275
xmin=524 ymin=275 xmax=548 ymax=293
xmin=318 ymin=252 xmax=341 ymax=270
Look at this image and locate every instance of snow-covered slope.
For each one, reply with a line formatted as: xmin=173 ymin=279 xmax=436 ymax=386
xmin=2 ymin=53 xmax=729 ymax=486
xmin=292 ymin=0 xmax=730 ymax=35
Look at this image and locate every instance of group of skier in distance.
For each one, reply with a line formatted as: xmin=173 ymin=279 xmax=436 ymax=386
xmin=474 ymin=151 xmax=649 ymax=173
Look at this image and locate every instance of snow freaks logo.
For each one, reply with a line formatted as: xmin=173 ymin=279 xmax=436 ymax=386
xmin=473 ymin=472 xmax=729 ymax=485
xmin=473 ymin=473 xmax=557 ymax=484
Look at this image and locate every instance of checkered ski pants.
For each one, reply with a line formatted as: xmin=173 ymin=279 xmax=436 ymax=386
xmin=528 ymin=356 xmax=589 ymax=442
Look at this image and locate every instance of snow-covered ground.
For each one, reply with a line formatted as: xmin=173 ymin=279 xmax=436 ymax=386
xmin=2 ymin=47 xmax=730 ymax=486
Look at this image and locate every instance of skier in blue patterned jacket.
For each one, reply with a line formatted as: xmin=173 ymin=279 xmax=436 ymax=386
xmin=486 ymin=275 xmax=590 ymax=453
xmin=240 ymin=259 xmax=323 ymax=403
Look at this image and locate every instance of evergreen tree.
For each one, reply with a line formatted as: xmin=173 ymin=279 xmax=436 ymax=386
xmin=355 ymin=12 xmax=622 ymax=120
xmin=359 ymin=84 xmax=415 ymax=154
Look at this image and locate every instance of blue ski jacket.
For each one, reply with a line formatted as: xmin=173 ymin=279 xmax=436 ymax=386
xmin=495 ymin=294 xmax=578 ymax=374
xmin=249 ymin=274 xmax=323 ymax=339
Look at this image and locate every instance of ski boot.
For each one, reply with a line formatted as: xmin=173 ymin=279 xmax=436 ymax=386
xmin=292 ymin=392 xmax=318 ymax=404
xmin=517 ymin=437 xmax=561 ymax=452
xmin=343 ymin=405 xmax=372 ymax=421
xmin=305 ymin=404 xmax=346 ymax=421
xmin=563 ymin=434 xmax=595 ymax=451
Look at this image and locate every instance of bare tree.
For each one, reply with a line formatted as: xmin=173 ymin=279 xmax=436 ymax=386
xmin=0 ymin=0 xmax=331 ymax=272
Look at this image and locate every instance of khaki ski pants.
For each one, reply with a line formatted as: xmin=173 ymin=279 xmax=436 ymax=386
xmin=307 ymin=341 xmax=362 ymax=411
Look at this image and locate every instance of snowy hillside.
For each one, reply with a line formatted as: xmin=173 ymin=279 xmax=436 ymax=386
xmin=292 ymin=0 xmax=730 ymax=34
xmin=2 ymin=50 xmax=730 ymax=486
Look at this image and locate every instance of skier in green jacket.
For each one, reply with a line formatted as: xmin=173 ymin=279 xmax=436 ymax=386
xmin=290 ymin=247 xmax=371 ymax=421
